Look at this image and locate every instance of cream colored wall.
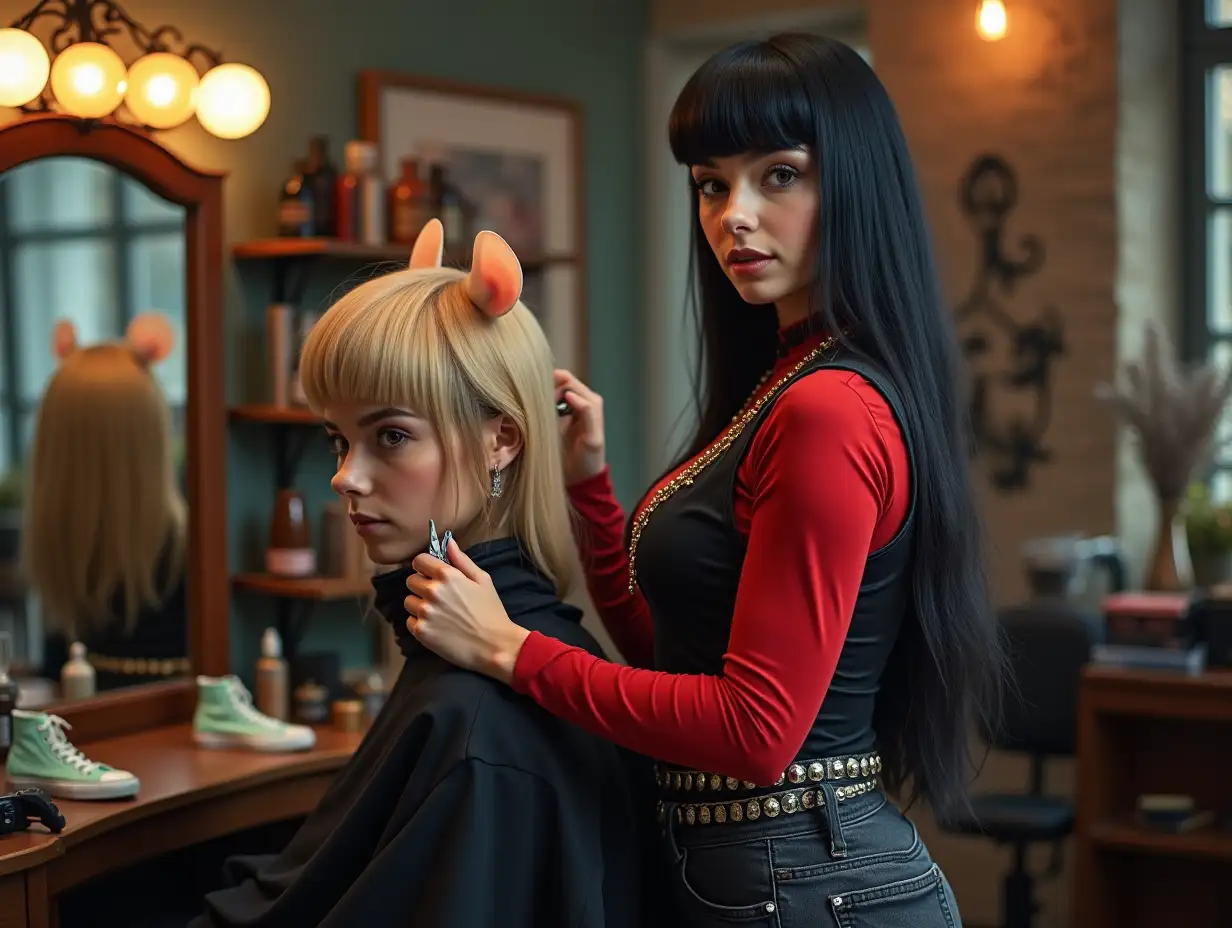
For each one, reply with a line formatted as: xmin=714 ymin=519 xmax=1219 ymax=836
xmin=645 ymin=1 xmax=1180 ymax=925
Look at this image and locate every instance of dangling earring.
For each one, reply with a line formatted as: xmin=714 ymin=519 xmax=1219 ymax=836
xmin=489 ymin=466 xmax=504 ymax=499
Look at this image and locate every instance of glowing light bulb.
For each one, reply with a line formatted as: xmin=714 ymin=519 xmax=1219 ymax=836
xmin=125 ymin=52 xmax=199 ymax=129
xmin=0 ymin=28 xmax=50 ymax=107
xmin=49 ymin=42 xmax=126 ymax=119
xmin=194 ymin=63 xmax=270 ymax=140
xmin=976 ymin=0 xmax=1009 ymax=42
xmin=72 ymin=62 xmax=104 ymax=95
xmin=146 ymin=74 xmax=175 ymax=105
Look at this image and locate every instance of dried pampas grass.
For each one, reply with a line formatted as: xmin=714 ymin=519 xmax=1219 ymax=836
xmin=1096 ymin=321 xmax=1232 ymax=502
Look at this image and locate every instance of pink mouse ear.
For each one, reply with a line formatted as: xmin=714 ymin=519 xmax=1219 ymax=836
xmin=464 ymin=231 xmax=523 ymax=319
xmin=52 ymin=319 xmax=78 ymax=360
xmin=408 ymin=218 xmax=445 ymax=270
xmin=126 ymin=312 xmax=175 ymax=364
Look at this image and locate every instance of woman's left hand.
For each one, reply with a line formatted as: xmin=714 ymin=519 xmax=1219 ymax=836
xmin=405 ymin=539 xmax=531 ymax=684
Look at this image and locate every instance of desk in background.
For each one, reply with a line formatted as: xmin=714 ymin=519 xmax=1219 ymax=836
xmin=0 ymin=724 xmax=363 ymax=928
xmin=1074 ymin=667 xmax=1232 ymax=927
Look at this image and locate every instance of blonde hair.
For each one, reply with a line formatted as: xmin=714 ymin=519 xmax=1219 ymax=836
xmin=22 ymin=343 xmax=187 ymax=635
xmin=299 ymin=267 xmax=576 ymax=596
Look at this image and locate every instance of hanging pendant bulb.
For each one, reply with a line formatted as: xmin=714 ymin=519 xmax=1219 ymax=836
xmin=976 ymin=1 xmax=1009 ymax=42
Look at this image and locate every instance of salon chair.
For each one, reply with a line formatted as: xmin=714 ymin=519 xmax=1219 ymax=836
xmin=938 ymin=603 xmax=1101 ymax=928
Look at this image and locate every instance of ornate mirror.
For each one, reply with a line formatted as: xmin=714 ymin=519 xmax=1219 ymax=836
xmin=0 ymin=114 xmax=227 ymax=742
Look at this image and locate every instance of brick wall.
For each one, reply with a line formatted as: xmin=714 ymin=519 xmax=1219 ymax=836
xmin=871 ymin=0 xmax=1121 ymax=609
xmin=648 ymin=1 xmax=1178 ymax=925
xmin=869 ymin=5 xmax=1118 ymax=923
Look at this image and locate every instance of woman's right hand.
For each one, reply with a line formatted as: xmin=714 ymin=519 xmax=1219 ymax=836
xmin=554 ymin=369 xmax=606 ymax=485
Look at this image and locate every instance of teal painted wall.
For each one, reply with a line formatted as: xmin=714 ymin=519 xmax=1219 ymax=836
xmin=0 ymin=0 xmax=647 ymax=675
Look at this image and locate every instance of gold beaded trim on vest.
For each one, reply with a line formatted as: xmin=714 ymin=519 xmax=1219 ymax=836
xmin=658 ymin=777 xmax=880 ymax=827
xmin=89 ymin=654 xmax=192 ymax=676
xmin=656 ymin=752 xmax=881 ymax=794
xmin=626 ymin=336 xmax=839 ymax=593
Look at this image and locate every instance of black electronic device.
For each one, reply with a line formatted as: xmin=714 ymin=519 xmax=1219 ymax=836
xmin=0 ymin=787 xmax=66 ymax=835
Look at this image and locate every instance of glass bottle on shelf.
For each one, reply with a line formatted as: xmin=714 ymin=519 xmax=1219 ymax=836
xmin=278 ymin=159 xmax=314 ymax=238
xmin=429 ymin=164 xmax=466 ymax=251
xmin=389 ymin=158 xmax=430 ymax=246
xmin=304 ymin=136 xmax=337 ymax=237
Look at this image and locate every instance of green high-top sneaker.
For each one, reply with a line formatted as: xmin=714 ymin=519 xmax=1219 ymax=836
xmin=5 ymin=710 xmax=140 ymax=800
xmin=193 ymin=675 xmax=316 ymax=752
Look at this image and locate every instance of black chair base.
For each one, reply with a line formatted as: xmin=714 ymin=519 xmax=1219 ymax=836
xmin=1002 ymin=865 xmax=1037 ymax=928
xmin=939 ymin=793 xmax=1073 ymax=928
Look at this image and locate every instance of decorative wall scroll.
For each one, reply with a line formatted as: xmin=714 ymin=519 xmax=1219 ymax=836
xmin=955 ymin=154 xmax=1065 ymax=492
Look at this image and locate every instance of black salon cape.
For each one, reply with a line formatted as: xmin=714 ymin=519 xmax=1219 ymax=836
xmin=189 ymin=539 xmax=659 ymax=928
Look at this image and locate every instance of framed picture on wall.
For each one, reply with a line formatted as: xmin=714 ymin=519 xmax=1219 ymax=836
xmin=358 ymin=71 xmax=587 ymax=377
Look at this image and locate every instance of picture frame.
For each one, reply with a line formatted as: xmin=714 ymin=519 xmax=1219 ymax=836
xmin=358 ymin=71 xmax=587 ymax=377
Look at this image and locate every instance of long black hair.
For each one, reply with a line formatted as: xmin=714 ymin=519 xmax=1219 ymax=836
xmin=666 ymin=33 xmax=1005 ymax=816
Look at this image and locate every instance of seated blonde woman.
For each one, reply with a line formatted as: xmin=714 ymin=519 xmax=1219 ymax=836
xmin=191 ymin=222 xmax=655 ymax=928
xmin=24 ymin=314 xmax=188 ymax=692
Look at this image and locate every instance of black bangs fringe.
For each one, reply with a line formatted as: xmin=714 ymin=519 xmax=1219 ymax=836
xmin=668 ymin=42 xmax=815 ymax=166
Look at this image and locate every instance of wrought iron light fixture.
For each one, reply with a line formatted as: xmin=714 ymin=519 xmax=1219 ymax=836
xmin=0 ymin=0 xmax=270 ymax=139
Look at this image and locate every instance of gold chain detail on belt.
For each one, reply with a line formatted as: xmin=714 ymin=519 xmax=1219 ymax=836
xmin=626 ymin=335 xmax=839 ymax=593
xmin=657 ymin=777 xmax=880 ymax=827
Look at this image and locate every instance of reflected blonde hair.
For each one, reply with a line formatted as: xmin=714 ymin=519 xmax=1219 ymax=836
xmin=22 ymin=343 xmax=187 ymax=635
xmin=299 ymin=267 xmax=575 ymax=596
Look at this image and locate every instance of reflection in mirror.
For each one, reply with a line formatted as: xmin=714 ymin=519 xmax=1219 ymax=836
xmin=0 ymin=156 xmax=188 ymax=705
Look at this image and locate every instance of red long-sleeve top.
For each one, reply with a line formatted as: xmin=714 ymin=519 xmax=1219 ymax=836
xmin=510 ymin=338 xmax=911 ymax=785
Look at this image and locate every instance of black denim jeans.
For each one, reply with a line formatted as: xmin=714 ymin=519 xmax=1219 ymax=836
xmin=659 ymin=785 xmax=961 ymax=927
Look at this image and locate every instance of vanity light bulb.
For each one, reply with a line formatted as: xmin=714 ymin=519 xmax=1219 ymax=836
xmin=976 ymin=0 xmax=1009 ymax=41
xmin=125 ymin=52 xmax=199 ymax=129
xmin=194 ymin=62 xmax=270 ymax=140
xmin=0 ymin=28 xmax=50 ymax=107
xmin=49 ymin=41 xmax=127 ymax=119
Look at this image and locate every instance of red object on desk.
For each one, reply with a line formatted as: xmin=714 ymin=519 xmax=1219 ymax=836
xmin=1101 ymin=592 xmax=1191 ymax=649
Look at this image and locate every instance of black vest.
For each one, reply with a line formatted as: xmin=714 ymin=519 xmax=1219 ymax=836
xmin=634 ymin=351 xmax=917 ymax=760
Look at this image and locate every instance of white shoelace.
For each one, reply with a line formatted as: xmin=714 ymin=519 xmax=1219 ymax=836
xmin=38 ymin=715 xmax=104 ymax=775
xmin=226 ymin=678 xmax=281 ymax=729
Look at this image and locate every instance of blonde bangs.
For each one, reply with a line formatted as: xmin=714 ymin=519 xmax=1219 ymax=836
xmin=299 ymin=262 xmax=578 ymax=597
xmin=300 ymin=269 xmax=470 ymax=424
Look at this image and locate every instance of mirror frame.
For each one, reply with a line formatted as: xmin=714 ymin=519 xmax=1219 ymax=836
xmin=0 ymin=113 xmax=228 ymax=742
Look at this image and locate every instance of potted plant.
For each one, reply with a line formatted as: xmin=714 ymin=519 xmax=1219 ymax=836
xmin=1185 ymin=481 xmax=1232 ymax=586
xmin=1096 ymin=321 xmax=1232 ymax=590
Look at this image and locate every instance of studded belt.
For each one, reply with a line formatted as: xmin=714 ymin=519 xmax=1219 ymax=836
xmin=659 ymin=777 xmax=880 ymax=827
xmin=656 ymin=751 xmax=883 ymax=796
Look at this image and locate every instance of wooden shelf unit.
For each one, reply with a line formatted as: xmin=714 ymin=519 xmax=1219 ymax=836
xmin=232 ymin=574 xmax=371 ymax=601
xmin=231 ymin=236 xmax=576 ymax=272
xmin=230 ymin=404 xmax=321 ymax=426
xmin=1074 ymin=667 xmax=1232 ymax=927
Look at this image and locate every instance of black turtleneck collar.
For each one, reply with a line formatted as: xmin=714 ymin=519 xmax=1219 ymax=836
xmin=777 ymin=317 xmax=827 ymax=357
xmin=370 ymin=537 xmax=583 ymax=660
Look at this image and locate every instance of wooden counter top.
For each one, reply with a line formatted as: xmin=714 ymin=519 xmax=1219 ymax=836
xmin=0 ymin=723 xmax=363 ymax=895
xmin=50 ymin=724 xmax=361 ymax=847
xmin=0 ymin=833 xmax=58 ymax=878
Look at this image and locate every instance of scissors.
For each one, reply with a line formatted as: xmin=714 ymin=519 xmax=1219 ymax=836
xmin=427 ymin=519 xmax=454 ymax=565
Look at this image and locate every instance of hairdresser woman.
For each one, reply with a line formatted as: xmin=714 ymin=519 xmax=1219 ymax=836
xmin=405 ymin=33 xmax=1003 ymax=927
